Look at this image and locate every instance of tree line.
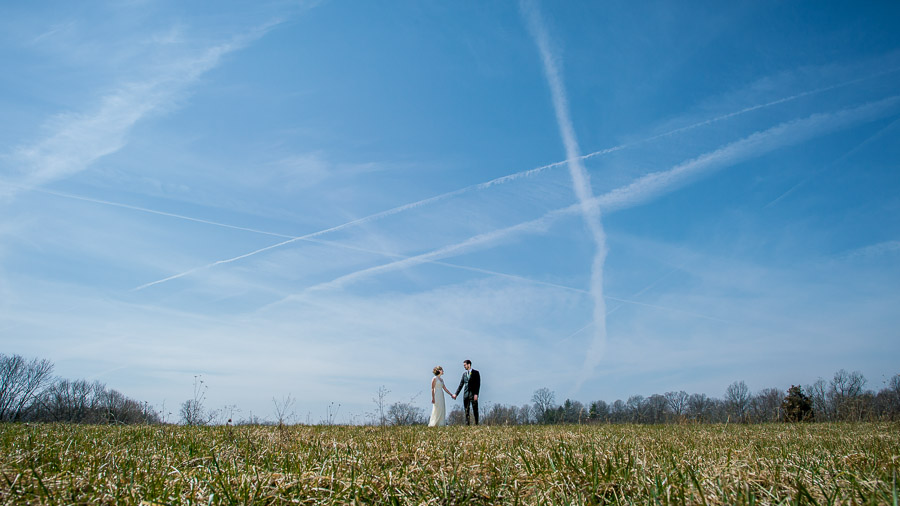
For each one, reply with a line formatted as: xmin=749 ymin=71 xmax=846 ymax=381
xmin=4 ymin=353 xmax=897 ymax=426
xmin=0 ymin=353 xmax=160 ymax=424
xmin=452 ymin=370 xmax=900 ymax=426
xmin=372 ymin=369 xmax=900 ymax=426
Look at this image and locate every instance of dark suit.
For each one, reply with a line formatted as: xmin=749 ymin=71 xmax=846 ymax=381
xmin=455 ymin=369 xmax=481 ymax=425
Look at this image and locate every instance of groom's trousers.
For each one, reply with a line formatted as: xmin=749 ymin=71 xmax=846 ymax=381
xmin=463 ymin=395 xmax=479 ymax=425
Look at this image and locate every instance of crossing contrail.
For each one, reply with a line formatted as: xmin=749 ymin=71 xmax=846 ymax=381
xmin=290 ymin=95 xmax=900 ymax=303
xmin=520 ymin=0 xmax=609 ymax=387
xmin=303 ymin=208 xmax=565 ymax=293
xmin=127 ymin=74 xmax=897 ymax=292
xmin=85 ymin=92 xmax=899 ymax=329
xmin=3 ymin=179 xmax=593 ymax=297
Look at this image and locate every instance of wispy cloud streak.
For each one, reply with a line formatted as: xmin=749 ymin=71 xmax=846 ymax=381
xmin=842 ymin=240 xmax=900 ymax=260
xmin=521 ymin=0 xmax=608 ymax=386
xmin=2 ymin=20 xmax=282 ymax=196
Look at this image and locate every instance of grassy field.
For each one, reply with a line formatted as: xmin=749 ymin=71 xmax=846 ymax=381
xmin=0 ymin=422 xmax=897 ymax=505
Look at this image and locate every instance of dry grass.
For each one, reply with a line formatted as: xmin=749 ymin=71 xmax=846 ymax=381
xmin=1 ymin=422 xmax=897 ymax=505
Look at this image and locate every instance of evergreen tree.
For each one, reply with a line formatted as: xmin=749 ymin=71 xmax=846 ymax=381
xmin=782 ymin=385 xmax=814 ymax=422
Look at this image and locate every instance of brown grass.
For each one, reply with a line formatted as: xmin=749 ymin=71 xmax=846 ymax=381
xmin=1 ymin=422 xmax=897 ymax=505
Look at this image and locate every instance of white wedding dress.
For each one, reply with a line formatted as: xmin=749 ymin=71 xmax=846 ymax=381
xmin=428 ymin=376 xmax=447 ymax=426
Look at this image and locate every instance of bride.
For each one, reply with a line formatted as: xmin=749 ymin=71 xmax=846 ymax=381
xmin=428 ymin=366 xmax=455 ymax=426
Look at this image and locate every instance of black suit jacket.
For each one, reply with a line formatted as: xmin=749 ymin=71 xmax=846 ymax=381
xmin=455 ymin=369 xmax=480 ymax=398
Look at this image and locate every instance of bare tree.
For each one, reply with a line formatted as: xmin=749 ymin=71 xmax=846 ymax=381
xmin=97 ymin=388 xmax=127 ymax=423
xmin=687 ymin=393 xmax=712 ymax=422
xmin=664 ymin=391 xmax=689 ymax=421
xmin=387 ymin=402 xmax=424 ymax=425
xmin=28 ymin=377 xmax=158 ymax=424
xmin=645 ymin=394 xmax=668 ymax=424
xmin=39 ymin=379 xmax=98 ymax=422
xmin=610 ymin=399 xmax=626 ymax=423
xmin=890 ymin=374 xmax=900 ymax=399
xmin=828 ymin=369 xmax=867 ymax=421
xmin=448 ymin=405 xmax=465 ymax=425
xmin=481 ymin=403 xmax=514 ymax=425
xmin=626 ymin=395 xmax=646 ymax=423
xmin=806 ymin=378 xmax=828 ymax=420
xmin=749 ymin=387 xmax=784 ymax=423
xmin=518 ymin=404 xmax=534 ymax=425
xmin=886 ymin=375 xmax=900 ymax=419
xmin=724 ymin=380 xmax=750 ymax=422
xmin=531 ymin=387 xmax=556 ymax=424
xmin=96 ymin=387 xmax=151 ymax=424
xmin=0 ymin=354 xmax=54 ymax=421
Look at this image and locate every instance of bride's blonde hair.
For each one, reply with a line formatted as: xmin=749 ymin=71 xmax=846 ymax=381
xmin=433 ymin=366 xmax=443 ymax=376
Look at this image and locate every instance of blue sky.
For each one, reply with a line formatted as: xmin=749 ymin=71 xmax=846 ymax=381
xmin=1 ymin=0 xmax=899 ymax=423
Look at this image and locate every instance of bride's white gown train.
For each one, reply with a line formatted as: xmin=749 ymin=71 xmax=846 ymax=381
xmin=428 ymin=376 xmax=447 ymax=426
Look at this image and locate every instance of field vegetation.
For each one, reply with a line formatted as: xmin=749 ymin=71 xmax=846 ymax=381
xmin=1 ymin=422 xmax=898 ymax=505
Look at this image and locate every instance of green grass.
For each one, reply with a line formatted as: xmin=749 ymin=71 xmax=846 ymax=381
xmin=1 ymin=422 xmax=897 ymax=505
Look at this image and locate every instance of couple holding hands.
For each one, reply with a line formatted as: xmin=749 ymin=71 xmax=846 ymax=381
xmin=429 ymin=359 xmax=480 ymax=426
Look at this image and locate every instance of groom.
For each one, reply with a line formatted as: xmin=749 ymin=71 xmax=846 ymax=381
xmin=454 ymin=359 xmax=481 ymax=425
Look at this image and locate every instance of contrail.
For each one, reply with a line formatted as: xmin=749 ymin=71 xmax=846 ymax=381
xmin=130 ymin=214 xmax=400 ymax=291
xmin=258 ymin=241 xmax=592 ymax=314
xmin=604 ymin=295 xmax=734 ymax=324
xmin=240 ymin=95 xmax=900 ymax=336
xmin=291 ymin=96 xmax=900 ymax=302
xmin=600 ymin=65 xmax=900 ymax=158
xmin=304 ymin=209 xmax=565 ymax=293
xmin=128 ymin=77 xmax=898 ymax=291
xmin=521 ymin=0 xmax=608 ymax=386
xmin=605 ymin=266 xmax=683 ymax=317
xmin=4 ymin=179 xmax=593 ymax=297
xmin=591 ymin=95 xmax=900 ymax=214
xmin=764 ymin=116 xmax=900 ymax=208
xmin=9 ymin=184 xmax=294 ymax=239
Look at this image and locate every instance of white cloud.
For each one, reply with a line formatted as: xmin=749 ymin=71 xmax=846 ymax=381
xmin=3 ymin=20 xmax=282 ymax=195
